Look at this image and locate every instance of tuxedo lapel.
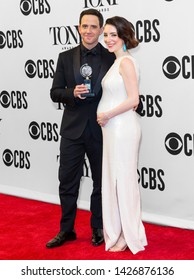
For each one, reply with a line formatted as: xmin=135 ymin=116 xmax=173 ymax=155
xmin=73 ymin=46 xmax=83 ymax=85
xmin=93 ymin=49 xmax=110 ymax=95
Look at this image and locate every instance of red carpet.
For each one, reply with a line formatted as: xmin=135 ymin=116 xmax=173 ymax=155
xmin=0 ymin=193 xmax=194 ymax=260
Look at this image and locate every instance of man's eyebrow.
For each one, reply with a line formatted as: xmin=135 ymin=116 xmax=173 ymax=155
xmin=82 ymin=24 xmax=98 ymax=28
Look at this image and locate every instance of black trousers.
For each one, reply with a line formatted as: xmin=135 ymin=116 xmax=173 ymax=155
xmin=59 ymin=123 xmax=103 ymax=232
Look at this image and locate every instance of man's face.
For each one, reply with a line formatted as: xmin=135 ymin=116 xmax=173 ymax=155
xmin=79 ymin=15 xmax=103 ymax=49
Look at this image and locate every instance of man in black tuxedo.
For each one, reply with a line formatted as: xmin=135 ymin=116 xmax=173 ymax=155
xmin=46 ymin=9 xmax=142 ymax=249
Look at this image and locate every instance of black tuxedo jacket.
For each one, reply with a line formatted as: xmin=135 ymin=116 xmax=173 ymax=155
xmin=50 ymin=43 xmax=115 ymax=141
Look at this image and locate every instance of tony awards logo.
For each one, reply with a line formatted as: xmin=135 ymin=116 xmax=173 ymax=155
xmin=80 ymin=63 xmax=95 ymax=97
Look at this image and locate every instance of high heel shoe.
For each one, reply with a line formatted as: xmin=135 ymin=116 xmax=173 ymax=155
xmin=109 ymin=244 xmax=127 ymax=252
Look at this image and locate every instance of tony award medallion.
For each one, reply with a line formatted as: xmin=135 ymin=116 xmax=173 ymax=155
xmin=80 ymin=63 xmax=95 ymax=97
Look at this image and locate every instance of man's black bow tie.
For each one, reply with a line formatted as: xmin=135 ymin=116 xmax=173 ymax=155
xmin=82 ymin=48 xmax=97 ymax=57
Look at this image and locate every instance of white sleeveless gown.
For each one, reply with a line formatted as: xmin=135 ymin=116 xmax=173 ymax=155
xmin=97 ymin=55 xmax=147 ymax=254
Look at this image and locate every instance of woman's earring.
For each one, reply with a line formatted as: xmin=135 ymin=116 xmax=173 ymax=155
xmin=123 ymin=43 xmax=127 ymax=52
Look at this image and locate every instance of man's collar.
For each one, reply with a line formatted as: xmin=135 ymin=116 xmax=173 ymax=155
xmin=81 ymin=43 xmax=101 ymax=56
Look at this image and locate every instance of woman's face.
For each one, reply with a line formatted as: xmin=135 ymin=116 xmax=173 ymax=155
xmin=103 ymin=24 xmax=123 ymax=53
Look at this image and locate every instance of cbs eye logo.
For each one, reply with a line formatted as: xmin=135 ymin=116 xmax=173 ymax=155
xmin=25 ymin=60 xmax=36 ymax=78
xmin=165 ymin=132 xmax=194 ymax=156
xmin=3 ymin=149 xmax=14 ymax=166
xmin=0 ymin=31 xmax=6 ymax=49
xmin=29 ymin=121 xmax=40 ymax=139
xmin=163 ymin=55 xmax=194 ymax=79
xmin=0 ymin=91 xmax=10 ymax=108
xmin=20 ymin=0 xmax=32 ymax=15
xmin=165 ymin=133 xmax=183 ymax=155
xmin=162 ymin=56 xmax=181 ymax=79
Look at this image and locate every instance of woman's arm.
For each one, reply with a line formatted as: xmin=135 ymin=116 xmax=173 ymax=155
xmin=97 ymin=57 xmax=139 ymax=127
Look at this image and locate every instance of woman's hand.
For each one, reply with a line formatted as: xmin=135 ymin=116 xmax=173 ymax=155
xmin=97 ymin=112 xmax=110 ymax=127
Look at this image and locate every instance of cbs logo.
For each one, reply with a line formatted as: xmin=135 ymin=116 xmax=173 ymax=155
xmin=138 ymin=167 xmax=165 ymax=191
xmin=0 ymin=30 xmax=23 ymax=49
xmin=2 ymin=149 xmax=30 ymax=169
xmin=20 ymin=0 xmax=51 ymax=16
xmin=163 ymin=56 xmax=194 ymax=79
xmin=25 ymin=59 xmax=55 ymax=79
xmin=29 ymin=121 xmax=59 ymax=142
xmin=0 ymin=90 xmax=28 ymax=109
xmin=165 ymin=132 xmax=194 ymax=156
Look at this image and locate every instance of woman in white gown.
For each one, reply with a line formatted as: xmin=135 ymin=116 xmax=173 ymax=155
xmin=97 ymin=16 xmax=147 ymax=254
